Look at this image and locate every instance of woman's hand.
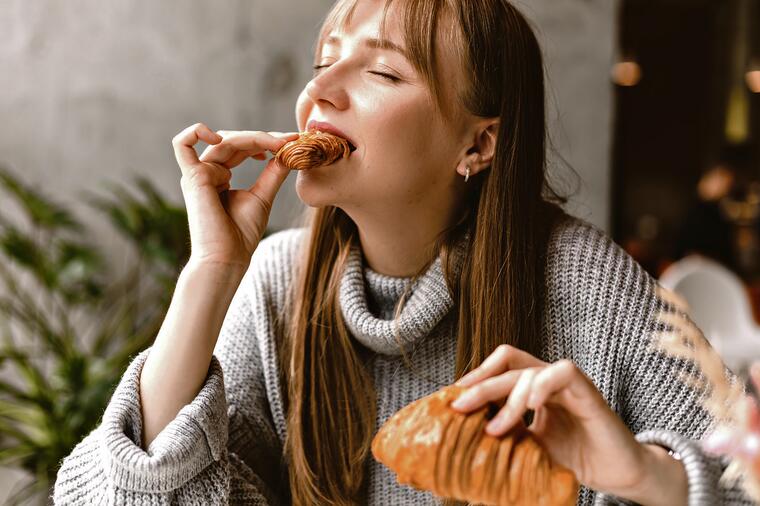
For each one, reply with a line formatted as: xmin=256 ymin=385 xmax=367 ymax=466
xmin=450 ymin=345 xmax=688 ymax=506
xmin=172 ymin=123 xmax=299 ymax=269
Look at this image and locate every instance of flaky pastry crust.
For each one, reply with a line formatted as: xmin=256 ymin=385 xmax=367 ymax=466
xmin=274 ymin=130 xmax=351 ymax=170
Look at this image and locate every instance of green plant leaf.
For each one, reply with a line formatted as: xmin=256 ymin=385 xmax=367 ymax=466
xmin=55 ymin=240 xmax=106 ymax=304
xmin=134 ymin=176 xmax=170 ymax=213
xmin=83 ymin=180 xmax=190 ymax=269
xmin=0 ymin=349 xmax=54 ymax=411
xmin=0 ymin=378 xmax=38 ymax=405
xmin=0 ymin=169 xmax=82 ymax=231
xmin=0 ymin=172 xmax=189 ymax=491
xmin=0 ymin=226 xmax=57 ymax=289
xmin=0 ymin=296 xmax=70 ymax=358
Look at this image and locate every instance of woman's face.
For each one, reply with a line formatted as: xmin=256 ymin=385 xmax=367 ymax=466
xmin=294 ymin=0 xmax=469 ymax=219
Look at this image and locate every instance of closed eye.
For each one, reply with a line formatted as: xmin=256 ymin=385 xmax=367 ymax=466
xmin=312 ymin=64 xmax=401 ymax=83
xmin=312 ymin=64 xmax=331 ymax=77
xmin=368 ymin=71 xmax=400 ymax=82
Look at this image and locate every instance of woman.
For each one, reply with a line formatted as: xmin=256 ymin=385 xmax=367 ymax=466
xmin=54 ymin=0 xmax=754 ymax=504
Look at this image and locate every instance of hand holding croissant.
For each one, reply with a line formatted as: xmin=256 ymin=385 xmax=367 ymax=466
xmin=374 ymin=345 xmax=693 ymax=506
xmin=450 ymin=345 xmax=690 ymax=506
xmin=371 ymin=384 xmax=578 ymax=505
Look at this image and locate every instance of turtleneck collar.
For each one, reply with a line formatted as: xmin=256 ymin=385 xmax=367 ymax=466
xmin=338 ymin=234 xmax=467 ymax=355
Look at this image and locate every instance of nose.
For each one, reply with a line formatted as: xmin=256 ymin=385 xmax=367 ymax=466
xmin=305 ymin=64 xmax=350 ymax=111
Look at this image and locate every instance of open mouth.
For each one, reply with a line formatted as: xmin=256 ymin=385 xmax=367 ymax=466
xmin=312 ymin=129 xmax=356 ymax=154
xmin=306 ymin=120 xmax=358 ymax=155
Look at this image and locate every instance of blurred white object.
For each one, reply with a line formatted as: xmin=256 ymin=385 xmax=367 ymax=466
xmin=659 ymin=255 xmax=760 ymax=373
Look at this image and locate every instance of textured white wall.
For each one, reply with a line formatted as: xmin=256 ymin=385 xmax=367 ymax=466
xmin=0 ymin=0 xmax=333 ymax=275
xmin=0 ymin=0 xmax=615 ymax=238
xmin=526 ymin=0 xmax=618 ymax=230
xmin=0 ymin=0 xmax=615 ymax=501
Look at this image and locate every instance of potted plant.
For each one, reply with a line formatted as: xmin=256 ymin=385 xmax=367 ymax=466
xmin=0 ymin=168 xmax=192 ymax=505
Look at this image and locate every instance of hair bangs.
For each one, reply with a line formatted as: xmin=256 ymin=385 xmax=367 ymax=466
xmin=315 ymin=0 xmax=461 ymax=118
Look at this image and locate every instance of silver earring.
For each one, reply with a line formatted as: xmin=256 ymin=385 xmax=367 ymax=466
xmin=464 ymin=165 xmax=470 ymax=183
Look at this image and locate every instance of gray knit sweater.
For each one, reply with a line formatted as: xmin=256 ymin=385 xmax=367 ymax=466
xmin=53 ymin=217 xmax=756 ymax=505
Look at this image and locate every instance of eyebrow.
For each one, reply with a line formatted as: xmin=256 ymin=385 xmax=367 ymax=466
xmin=322 ymin=35 xmax=410 ymax=60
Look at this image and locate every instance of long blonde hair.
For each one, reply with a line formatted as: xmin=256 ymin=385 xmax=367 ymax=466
xmin=278 ymin=1 xmax=566 ymax=503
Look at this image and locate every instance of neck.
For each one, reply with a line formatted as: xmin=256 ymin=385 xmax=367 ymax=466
xmin=346 ymin=205 xmax=460 ymax=278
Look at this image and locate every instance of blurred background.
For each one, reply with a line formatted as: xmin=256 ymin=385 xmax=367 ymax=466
xmin=0 ymin=0 xmax=758 ymax=503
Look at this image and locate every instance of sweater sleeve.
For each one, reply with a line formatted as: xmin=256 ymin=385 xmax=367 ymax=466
xmin=53 ymin=262 xmax=287 ymax=505
xmin=565 ymin=227 xmax=756 ymax=505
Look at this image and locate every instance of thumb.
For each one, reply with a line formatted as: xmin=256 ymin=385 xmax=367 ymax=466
xmin=247 ymin=156 xmax=292 ymax=209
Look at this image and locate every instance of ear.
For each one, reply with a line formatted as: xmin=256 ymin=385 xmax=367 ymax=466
xmin=456 ymin=118 xmax=500 ymax=179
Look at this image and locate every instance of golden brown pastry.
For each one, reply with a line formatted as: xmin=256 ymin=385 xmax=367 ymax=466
xmin=273 ymin=130 xmax=352 ymax=170
xmin=371 ymin=385 xmax=579 ymax=506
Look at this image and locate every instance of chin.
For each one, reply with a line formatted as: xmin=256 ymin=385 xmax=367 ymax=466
xmin=294 ymin=170 xmax=341 ymax=208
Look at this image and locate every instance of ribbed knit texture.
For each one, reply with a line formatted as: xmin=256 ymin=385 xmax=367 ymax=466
xmin=53 ymin=217 xmax=756 ymax=505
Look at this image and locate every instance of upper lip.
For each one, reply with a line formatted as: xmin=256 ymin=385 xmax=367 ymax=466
xmin=306 ymin=120 xmax=357 ymax=150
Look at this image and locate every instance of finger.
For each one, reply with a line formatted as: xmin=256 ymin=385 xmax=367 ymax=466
xmin=525 ymin=360 xmax=578 ymax=411
xmin=487 ymin=369 xmax=538 ymax=436
xmin=268 ymin=131 xmax=300 ymax=138
xmin=222 ymin=149 xmax=264 ymax=169
xmin=742 ymin=395 xmax=760 ymax=433
xmin=180 ymin=162 xmax=232 ymax=221
xmin=451 ymin=370 xmax=522 ymax=412
xmin=751 ymin=362 xmax=760 ymax=392
xmin=246 ymin=156 xmax=292 ymax=213
xmin=218 ymin=130 xmax=298 ymax=139
xmin=200 ymin=143 xmax=267 ymax=168
xmin=181 ymin=162 xmax=232 ymax=192
xmin=201 ymin=131 xmax=295 ymax=164
xmin=199 ymin=141 xmax=242 ymax=164
xmin=227 ymin=130 xmax=299 ymax=144
xmin=456 ymin=345 xmax=545 ymax=387
xmin=172 ymin=123 xmax=223 ymax=176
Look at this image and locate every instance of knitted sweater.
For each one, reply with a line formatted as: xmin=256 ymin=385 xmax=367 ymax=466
xmin=53 ymin=217 xmax=755 ymax=505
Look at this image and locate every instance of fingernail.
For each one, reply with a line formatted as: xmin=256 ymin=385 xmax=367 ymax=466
xmin=450 ymin=398 xmax=466 ymax=410
xmin=451 ymin=392 xmax=472 ymax=410
xmin=486 ymin=416 xmax=505 ymax=435
xmin=456 ymin=375 xmax=475 ymax=387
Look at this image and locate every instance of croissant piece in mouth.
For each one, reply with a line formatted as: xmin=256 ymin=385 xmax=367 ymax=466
xmin=371 ymin=385 xmax=579 ymax=506
xmin=273 ymin=130 xmax=353 ymax=170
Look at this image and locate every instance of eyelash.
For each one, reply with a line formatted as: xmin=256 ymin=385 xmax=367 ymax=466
xmin=312 ymin=64 xmax=400 ymax=83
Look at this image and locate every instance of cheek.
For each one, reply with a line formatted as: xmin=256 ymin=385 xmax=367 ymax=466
xmin=363 ymin=99 xmax=429 ymax=153
xmin=362 ymin=101 xmax=442 ymax=179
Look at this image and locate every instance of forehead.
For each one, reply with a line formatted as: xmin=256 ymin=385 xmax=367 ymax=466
xmin=317 ymin=0 xmax=460 ymax=70
xmin=318 ymin=0 xmax=403 ymax=53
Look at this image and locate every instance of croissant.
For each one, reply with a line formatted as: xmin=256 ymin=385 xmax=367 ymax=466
xmin=371 ymin=385 xmax=579 ymax=506
xmin=274 ymin=130 xmax=352 ymax=170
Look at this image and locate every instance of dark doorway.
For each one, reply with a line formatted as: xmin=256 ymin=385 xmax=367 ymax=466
xmin=611 ymin=0 xmax=760 ymax=279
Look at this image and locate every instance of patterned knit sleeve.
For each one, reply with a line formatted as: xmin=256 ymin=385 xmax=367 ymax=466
xmin=558 ymin=224 xmax=756 ymax=505
xmin=52 ymin=262 xmax=287 ymax=505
